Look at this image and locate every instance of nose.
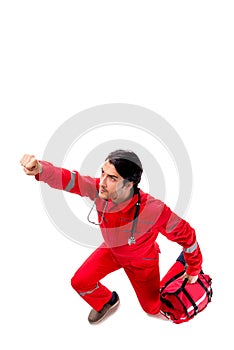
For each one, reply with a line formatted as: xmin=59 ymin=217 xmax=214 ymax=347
xmin=100 ymin=175 xmax=107 ymax=187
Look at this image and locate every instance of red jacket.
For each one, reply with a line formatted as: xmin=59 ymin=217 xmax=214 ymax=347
xmin=36 ymin=161 xmax=203 ymax=275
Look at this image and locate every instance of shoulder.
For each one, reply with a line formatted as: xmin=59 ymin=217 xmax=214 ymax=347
xmin=139 ymin=189 xmax=167 ymax=218
xmin=139 ymin=189 xmax=164 ymax=206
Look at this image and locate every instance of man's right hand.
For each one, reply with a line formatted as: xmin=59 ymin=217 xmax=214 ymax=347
xmin=20 ymin=154 xmax=43 ymax=176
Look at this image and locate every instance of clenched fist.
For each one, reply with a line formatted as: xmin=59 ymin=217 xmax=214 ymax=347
xmin=20 ymin=154 xmax=43 ymax=176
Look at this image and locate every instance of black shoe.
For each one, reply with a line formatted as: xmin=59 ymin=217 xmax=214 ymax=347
xmin=88 ymin=292 xmax=120 ymax=324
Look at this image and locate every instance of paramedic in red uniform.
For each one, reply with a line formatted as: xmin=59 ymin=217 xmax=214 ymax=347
xmin=20 ymin=150 xmax=202 ymax=324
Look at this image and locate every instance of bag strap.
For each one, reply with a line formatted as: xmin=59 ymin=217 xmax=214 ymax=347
xmin=197 ymin=276 xmax=212 ymax=302
xmin=181 ymin=277 xmax=188 ymax=289
xmin=160 ymin=270 xmax=185 ymax=293
xmin=180 ymin=285 xmax=199 ymax=315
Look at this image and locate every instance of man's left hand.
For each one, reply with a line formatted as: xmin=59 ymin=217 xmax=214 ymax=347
xmin=181 ymin=273 xmax=198 ymax=284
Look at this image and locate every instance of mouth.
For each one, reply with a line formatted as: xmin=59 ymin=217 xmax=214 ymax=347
xmin=99 ymin=187 xmax=107 ymax=194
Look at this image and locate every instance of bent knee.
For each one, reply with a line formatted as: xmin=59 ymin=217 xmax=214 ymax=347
xmin=71 ymin=271 xmax=84 ymax=291
xmin=71 ymin=271 xmax=97 ymax=295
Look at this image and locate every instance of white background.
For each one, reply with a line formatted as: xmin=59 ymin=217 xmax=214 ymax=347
xmin=1 ymin=1 xmax=233 ymax=349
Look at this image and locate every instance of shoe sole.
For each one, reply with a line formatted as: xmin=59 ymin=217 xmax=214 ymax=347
xmin=88 ymin=299 xmax=120 ymax=325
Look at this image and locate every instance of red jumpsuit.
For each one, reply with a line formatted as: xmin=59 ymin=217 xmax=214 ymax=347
xmin=36 ymin=161 xmax=202 ymax=314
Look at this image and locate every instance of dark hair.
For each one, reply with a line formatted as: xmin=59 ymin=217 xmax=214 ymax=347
xmin=105 ymin=149 xmax=143 ymax=188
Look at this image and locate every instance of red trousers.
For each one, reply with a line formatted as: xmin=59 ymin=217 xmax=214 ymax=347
xmin=71 ymin=246 xmax=162 ymax=314
xmin=71 ymin=246 xmax=184 ymax=314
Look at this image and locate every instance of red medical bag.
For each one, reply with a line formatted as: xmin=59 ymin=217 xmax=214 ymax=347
xmin=160 ymin=271 xmax=213 ymax=324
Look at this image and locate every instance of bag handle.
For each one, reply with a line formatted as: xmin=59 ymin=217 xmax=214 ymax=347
xmin=181 ymin=277 xmax=188 ymax=289
xmin=160 ymin=270 xmax=186 ymax=293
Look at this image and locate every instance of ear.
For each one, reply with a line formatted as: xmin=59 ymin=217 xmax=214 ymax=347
xmin=126 ymin=181 xmax=134 ymax=189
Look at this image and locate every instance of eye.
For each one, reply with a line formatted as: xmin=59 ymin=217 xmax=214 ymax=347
xmin=110 ymin=177 xmax=116 ymax=182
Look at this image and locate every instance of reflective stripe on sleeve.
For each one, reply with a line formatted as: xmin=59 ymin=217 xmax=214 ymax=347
xmin=183 ymin=241 xmax=198 ymax=253
xmin=65 ymin=171 xmax=76 ymax=192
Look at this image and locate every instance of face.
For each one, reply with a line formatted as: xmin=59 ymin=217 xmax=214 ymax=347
xmin=99 ymin=161 xmax=133 ymax=203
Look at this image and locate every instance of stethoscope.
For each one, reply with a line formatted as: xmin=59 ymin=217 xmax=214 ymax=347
xmin=87 ymin=195 xmax=108 ymax=226
xmin=87 ymin=190 xmax=141 ymax=245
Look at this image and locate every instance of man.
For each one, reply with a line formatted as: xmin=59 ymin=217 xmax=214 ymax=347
xmin=20 ymin=150 xmax=202 ymax=324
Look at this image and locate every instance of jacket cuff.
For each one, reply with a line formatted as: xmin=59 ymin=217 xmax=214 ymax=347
xmin=35 ymin=161 xmax=53 ymax=182
xmin=186 ymin=266 xmax=201 ymax=276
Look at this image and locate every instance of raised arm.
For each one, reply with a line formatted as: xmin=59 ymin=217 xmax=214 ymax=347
xmin=20 ymin=154 xmax=99 ymax=200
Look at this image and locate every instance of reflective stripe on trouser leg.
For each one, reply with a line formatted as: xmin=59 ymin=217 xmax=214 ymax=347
xmin=78 ymin=283 xmax=99 ymax=297
xmin=183 ymin=241 xmax=198 ymax=254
